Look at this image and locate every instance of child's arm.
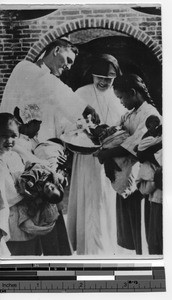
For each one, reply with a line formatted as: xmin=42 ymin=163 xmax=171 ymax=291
xmin=136 ymin=136 xmax=162 ymax=163
xmin=137 ymin=142 xmax=162 ymax=163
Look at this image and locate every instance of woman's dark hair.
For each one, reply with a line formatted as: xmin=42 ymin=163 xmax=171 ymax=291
xmin=113 ymin=73 xmax=155 ymax=106
xmin=44 ymin=38 xmax=79 ymax=57
xmin=0 ymin=112 xmax=19 ymax=135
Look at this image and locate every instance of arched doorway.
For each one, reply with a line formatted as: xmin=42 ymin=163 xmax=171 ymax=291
xmin=26 ymin=19 xmax=162 ymax=113
xmin=61 ymin=35 xmax=162 ymax=113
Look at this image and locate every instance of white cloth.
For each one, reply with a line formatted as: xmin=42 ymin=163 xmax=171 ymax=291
xmin=0 ymin=177 xmax=10 ymax=241
xmin=34 ymin=140 xmax=65 ymax=173
xmin=155 ymin=148 xmax=162 ymax=166
xmin=0 ymin=151 xmax=24 ymax=245
xmin=111 ymin=157 xmax=140 ymax=198
xmin=67 ymin=84 xmax=126 ymax=255
xmin=0 ymin=152 xmax=24 ymax=208
xmin=15 ymin=135 xmax=34 ymax=153
xmin=0 ymin=152 xmax=24 ymax=255
xmin=0 ymin=60 xmax=86 ymax=141
xmin=34 ymin=141 xmax=64 ymax=161
xmin=0 ymin=237 xmax=11 ymax=257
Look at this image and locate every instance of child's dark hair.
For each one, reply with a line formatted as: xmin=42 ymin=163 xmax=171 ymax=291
xmin=145 ymin=115 xmax=161 ymax=129
xmin=113 ymin=73 xmax=155 ymax=106
xmin=0 ymin=112 xmax=19 ymax=134
xmin=144 ymin=115 xmax=162 ymax=138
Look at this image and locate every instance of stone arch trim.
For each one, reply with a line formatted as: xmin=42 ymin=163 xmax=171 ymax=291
xmin=26 ymin=18 xmax=162 ymax=63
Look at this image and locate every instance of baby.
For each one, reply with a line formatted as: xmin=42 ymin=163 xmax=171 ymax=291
xmin=135 ymin=115 xmax=162 ymax=197
xmin=19 ymin=162 xmax=67 ymax=201
xmin=89 ymin=123 xmax=127 ymax=146
xmin=17 ymin=162 xmax=67 ymax=228
xmin=135 ymin=115 xmax=162 ymax=166
xmin=142 ymin=115 xmax=162 ymax=139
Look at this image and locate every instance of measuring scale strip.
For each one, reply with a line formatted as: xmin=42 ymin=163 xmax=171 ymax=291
xmin=0 ymin=264 xmax=166 ymax=292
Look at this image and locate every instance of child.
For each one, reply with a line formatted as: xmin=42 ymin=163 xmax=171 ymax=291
xmin=13 ymin=106 xmax=41 ymax=153
xmin=142 ymin=115 xmax=162 ymax=138
xmin=19 ymin=161 xmax=67 ymax=202
xmin=0 ymin=112 xmax=43 ymax=255
xmin=13 ymin=109 xmax=72 ymax=255
xmin=135 ymin=115 xmax=162 ymax=196
xmin=17 ymin=161 xmax=67 ymax=230
xmin=135 ymin=116 xmax=162 ymax=255
xmin=89 ymin=123 xmax=127 ymax=145
xmin=97 ymin=74 xmax=162 ymax=255
xmin=0 ymin=112 xmax=71 ymax=256
xmin=134 ymin=115 xmax=162 ymax=166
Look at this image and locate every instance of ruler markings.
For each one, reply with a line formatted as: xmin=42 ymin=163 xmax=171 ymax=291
xmin=153 ymin=269 xmax=165 ymax=279
xmin=0 ymin=264 xmax=166 ymax=293
xmin=107 ymin=281 xmax=119 ymax=289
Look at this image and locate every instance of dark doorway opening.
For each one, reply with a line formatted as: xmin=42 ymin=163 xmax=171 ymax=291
xmin=61 ymin=35 xmax=162 ymax=113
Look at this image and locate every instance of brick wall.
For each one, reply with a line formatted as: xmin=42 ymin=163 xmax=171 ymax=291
xmin=0 ymin=4 xmax=162 ymax=102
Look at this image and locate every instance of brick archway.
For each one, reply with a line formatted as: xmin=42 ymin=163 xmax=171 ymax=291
xmin=26 ymin=18 xmax=162 ymax=63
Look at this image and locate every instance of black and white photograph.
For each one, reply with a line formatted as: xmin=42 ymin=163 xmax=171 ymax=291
xmin=0 ymin=3 xmax=163 ymax=258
